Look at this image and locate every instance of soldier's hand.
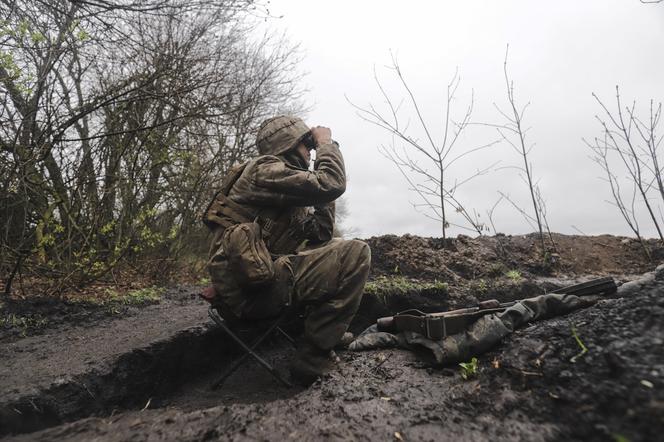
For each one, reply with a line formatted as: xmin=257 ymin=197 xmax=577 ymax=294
xmin=311 ymin=126 xmax=332 ymax=145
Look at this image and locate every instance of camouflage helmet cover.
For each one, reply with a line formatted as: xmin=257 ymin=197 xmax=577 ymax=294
xmin=256 ymin=115 xmax=310 ymax=156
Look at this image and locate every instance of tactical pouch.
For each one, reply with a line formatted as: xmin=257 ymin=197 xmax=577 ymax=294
xmin=221 ymin=222 xmax=275 ymax=288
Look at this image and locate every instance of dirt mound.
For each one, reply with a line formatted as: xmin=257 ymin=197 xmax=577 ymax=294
xmin=366 ymin=233 xmax=663 ymax=280
xmin=353 ymin=233 xmax=663 ymax=332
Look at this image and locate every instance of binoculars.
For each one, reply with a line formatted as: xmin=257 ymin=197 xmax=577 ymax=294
xmin=301 ymin=131 xmax=317 ymax=150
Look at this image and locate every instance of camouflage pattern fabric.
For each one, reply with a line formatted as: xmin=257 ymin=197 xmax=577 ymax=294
xmin=227 ymin=141 xmax=346 ymax=212
xmin=349 ymin=293 xmax=596 ymax=365
xmin=289 ymin=239 xmax=370 ymax=351
xmin=256 ymin=115 xmax=310 ymax=156
xmin=207 ymin=117 xmax=370 ymax=351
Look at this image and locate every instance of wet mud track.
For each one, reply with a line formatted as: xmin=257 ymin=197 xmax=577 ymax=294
xmin=2 ymin=271 xmax=663 ymax=441
xmin=0 ymin=290 xmax=230 ymax=436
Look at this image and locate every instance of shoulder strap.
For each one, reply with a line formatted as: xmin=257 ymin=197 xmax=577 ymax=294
xmin=203 ymin=162 xmax=255 ymax=228
xmin=220 ymin=162 xmax=249 ymax=196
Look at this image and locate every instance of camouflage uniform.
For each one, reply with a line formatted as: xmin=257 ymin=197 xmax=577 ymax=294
xmin=349 ymin=292 xmax=597 ymax=365
xmin=206 ymin=116 xmax=371 ymax=355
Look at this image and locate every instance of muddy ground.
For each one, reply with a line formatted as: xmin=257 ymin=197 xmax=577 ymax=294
xmin=1 ymin=233 xmax=663 ymax=441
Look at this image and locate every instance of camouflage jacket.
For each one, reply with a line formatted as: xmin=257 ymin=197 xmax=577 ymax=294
xmin=211 ymin=141 xmax=346 ymax=255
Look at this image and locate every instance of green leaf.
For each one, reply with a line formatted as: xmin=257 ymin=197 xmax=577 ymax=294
xmin=30 ymin=31 xmax=46 ymax=43
xmin=459 ymin=357 xmax=479 ymax=380
xmin=76 ymin=29 xmax=89 ymax=41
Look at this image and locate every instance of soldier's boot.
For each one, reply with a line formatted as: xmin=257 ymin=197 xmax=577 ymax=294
xmin=289 ymin=342 xmax=333 ymax=386
xmin=338 ymin=331 xmax=355 ymax=348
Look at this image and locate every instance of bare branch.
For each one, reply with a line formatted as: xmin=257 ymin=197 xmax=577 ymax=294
xmin=352 ymin=55 xmax=499 ymax=240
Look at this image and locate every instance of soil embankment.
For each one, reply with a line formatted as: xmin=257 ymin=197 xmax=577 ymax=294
xmin=1 ymin=233 xmax=662 ymax=441
xmin=0 ymin=291 xmax=229 ymax=436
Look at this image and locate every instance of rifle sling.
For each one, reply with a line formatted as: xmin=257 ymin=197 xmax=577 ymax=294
xmin=392 ymin=308 xmax=507 ymax=340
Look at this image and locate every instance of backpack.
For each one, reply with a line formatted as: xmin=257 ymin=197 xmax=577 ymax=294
xmin=203 ymin=162 xmax=275 ymax=288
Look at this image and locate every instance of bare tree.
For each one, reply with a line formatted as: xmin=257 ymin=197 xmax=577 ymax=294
xmin=484 ymin=45 xmax=550 ymax=256
xmin=586 ymin=86 xmax=663 ymax=255
xmin=588 ymin=132 xmax=650 ymax=257
xmin=349 ymin=54 xmax=499 ymax=241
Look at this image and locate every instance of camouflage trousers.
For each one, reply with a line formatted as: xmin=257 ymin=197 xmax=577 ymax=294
xmin=208 ymin=235 xmax=371 ymax=351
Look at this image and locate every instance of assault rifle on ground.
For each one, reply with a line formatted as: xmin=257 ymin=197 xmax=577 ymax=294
xmin=376 ymin=277 xmax=617 ymax=340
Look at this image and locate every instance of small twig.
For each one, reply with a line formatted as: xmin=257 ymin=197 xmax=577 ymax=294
xmin=371 ymin=353 xmax=391 ymax=372
xmin=516 ymin=369 xmax=543 ymax=377
xmin=571 ymin=225 xmax=589 ymax=236
xmin=570 ymin=325 xmax=588 ymax=363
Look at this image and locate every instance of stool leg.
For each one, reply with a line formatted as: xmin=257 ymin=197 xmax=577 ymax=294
xmin=209 ymin=308 xmax=293 ymax=389
xmin=276 ymin=326 xmax=297 ymax=348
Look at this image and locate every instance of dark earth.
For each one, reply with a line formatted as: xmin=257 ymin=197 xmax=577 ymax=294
xmin=1 ymin=233 xmax=663 ymax=441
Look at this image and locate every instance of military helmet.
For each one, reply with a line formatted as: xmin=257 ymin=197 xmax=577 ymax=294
xmin=256 ymin=115 xmax=310 ymax=156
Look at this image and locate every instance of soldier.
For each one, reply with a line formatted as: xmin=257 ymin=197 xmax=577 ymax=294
xmin=204 ymin=115 xmax=371 ymax=385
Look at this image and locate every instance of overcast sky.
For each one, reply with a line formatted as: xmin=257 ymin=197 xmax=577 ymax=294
xmin=264 ymin=0 xmax=664 ymax=239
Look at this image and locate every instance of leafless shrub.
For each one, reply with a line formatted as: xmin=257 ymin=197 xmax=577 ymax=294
xmin=482 ymin=46 xmax=551 ymax=257
xmin=585 ymin=86 xmax=663 ymax=257
xmin=349 ymin=54 xmax=499 ymax=241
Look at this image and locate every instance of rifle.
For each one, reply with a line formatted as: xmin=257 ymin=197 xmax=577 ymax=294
xmin=376 ymin=277 xmax=617 ymax=340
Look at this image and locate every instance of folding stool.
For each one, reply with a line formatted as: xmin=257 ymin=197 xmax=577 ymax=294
xmin=207 ymin=305 xmax=296 ymax=389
